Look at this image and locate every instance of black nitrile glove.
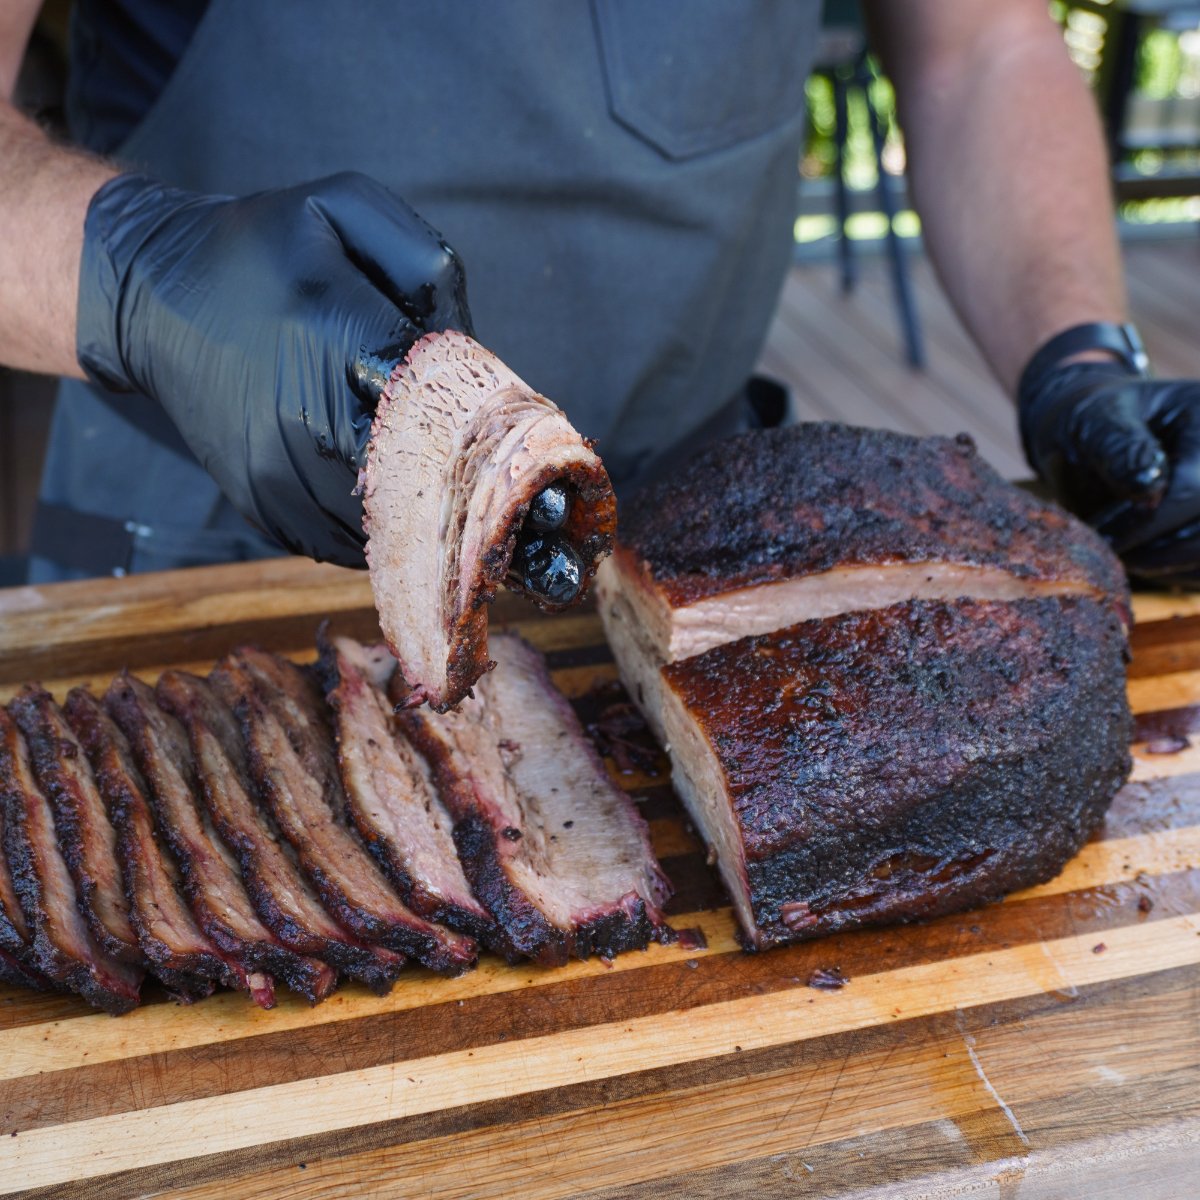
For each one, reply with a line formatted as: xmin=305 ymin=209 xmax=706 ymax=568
xmin=1020 ymin=361 xmax=1200 ymax=587
xmin=76 ymin=171 xmax=473 ymax=565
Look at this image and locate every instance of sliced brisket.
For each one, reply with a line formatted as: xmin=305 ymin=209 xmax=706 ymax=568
xmin=657 ymin=598 xmax=1131 ymax=948
xmin=64 ymin=688 xmax=231 ymax=1002
xmin=156 ymin=670 xmax=404 ymax=994
xmin=361 ymin=330 xmax=616 ymax=711
xmin=602 ymin=424 xmax=1130 ymax=665
xmin=106 ymin=673 xmax=340 ymax=1006
xmin=397 ymin=634 xmax=672 ymax=965
xmin=0 ymin=707 xmax=142 ymax=1013
xmin=211 ymin=648 xmax=477 ymax=975
xmin=319 ymin=632 xmax=493 ymax=941
xmin=9 ymin=686 xmax=142 ymax=965
xmin=0 ymin=776 xmax=55 ymax=992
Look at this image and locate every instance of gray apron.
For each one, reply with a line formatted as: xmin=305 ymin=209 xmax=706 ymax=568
xmin=33 ymin=0 xmax=820 ymax=581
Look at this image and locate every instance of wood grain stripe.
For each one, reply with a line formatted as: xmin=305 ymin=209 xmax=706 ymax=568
xmin=140 ymin=978 xmax=1198 ymax=1200
xmin=21 ymin=967 xmax=1191 ymax=1200
xmin=2 ymin=914 xmax=1196 ymax=1192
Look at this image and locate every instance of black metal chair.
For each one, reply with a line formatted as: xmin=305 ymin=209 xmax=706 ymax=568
xmin=815 ymin=0 xmax=925 ymax=368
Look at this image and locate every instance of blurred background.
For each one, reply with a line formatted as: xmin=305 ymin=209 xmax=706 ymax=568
xmin=4 ymin=0 xmax=1200 ymax=582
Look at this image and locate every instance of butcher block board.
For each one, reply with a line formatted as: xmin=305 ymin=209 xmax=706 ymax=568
xmin=0 ymin=558 xmax=1197 ymax=1200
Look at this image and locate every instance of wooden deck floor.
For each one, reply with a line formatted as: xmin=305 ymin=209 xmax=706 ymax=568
xmin=758 ymin=237 xmax=1200 ymax=480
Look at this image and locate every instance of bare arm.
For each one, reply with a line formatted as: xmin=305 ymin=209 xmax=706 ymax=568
xmin=863 ymin=0 xmax=1127 ymax=395
xmin=0 ymin=0 xmax=116 ymax=378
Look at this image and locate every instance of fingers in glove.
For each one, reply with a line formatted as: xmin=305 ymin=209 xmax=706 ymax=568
xmin=1101 ymin=391 xmax=1200 ymax=556
xmin=1067 ymin=387 xmax=1169 ymax=505
xmin=307 ymin=172 xmax=472 ymax=333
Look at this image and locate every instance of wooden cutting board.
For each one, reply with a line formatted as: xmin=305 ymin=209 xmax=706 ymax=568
xmin=0 ymin=559 xmax=1196 ymax=1200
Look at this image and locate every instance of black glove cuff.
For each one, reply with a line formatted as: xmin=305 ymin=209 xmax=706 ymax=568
xmin=76 ymin=174 xmax=161 ymax=393
xmin=1016 ymin=322 xmax=1151 ymax=472
xmin=1018 ymin=322 xmax=1150 ymax=402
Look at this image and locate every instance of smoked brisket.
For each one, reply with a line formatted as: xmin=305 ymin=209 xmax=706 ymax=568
xmin=211 ymin=648 xmax=477 ymax=975
xmin=657 ymin=597 xmax=1131 ymax=948
xmin=106 ymin=673 xmax=338 ymax=1006
xmin=319 ymin=633 xmax=494 ymax=941
xmin=156 ymin=670 xmax=405 ymax=994
xmin=602 ymin=424 xmax=1130 ymax=665
xmin=361 ymin=330 xmax=616 ymax=711
xmin=65 ymin=688 xmax=242 ymax=1002
xmin=397 ymin=634 xmax=672 ymax=965
xmin=9 ymin=686 xmax=142 ymax=965
xmin=0 ymin=707 xmax=142 ymax=1013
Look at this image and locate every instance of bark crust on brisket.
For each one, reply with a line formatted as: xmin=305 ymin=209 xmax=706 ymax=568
xmin=9 ymin=686 xmax=142 ymax=966
xmin=211 ymin=647 xmax=476 ymax=975
xmin=659 ymin=597 xmax=1131 ymax=948
xmin=607 ymin=424 xmax=1130 ymax=663
xmin=156 ymin=670 xmax=404 ymax=995
xmin=0 ymin=707 xmax=143 ymax=1013
xmin=65 ymin=687 xmax=235 ymax=1001
xmin=106 ymin=673 xmax=342 ymax=1006
xmin=361 ymin=330 xmax=616 ymax=711
xmin=397 ymin=634 xmax=672 ymax=965
xmin=319 ymin=633 xmax=494 ymax=942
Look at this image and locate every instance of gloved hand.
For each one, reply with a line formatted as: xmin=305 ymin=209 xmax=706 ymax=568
xmin=76 ymin=171 xmax=473 ymax=565
xmin=1020 ymin=361 xmax=1200 ymax=587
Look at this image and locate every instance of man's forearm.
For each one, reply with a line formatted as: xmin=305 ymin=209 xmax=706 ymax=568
xmin=866 ymin=1 xmax=1126 ymax=395
xmin=0 ymin=101 xmax=116 ymax=378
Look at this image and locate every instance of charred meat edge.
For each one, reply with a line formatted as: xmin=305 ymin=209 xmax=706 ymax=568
xmin=0 ymin=706 xmax=142 ymax=1014
xmin=157 ymin=670 xmax=404 ymax=995
xmin=0 ymin=770 xmax=59 ymax=992
xmin=397 ymin=634 xmax=673 ymax=966
xmin=656 ymin=597 xmax=1131 ymax=949
xmin=210 ymin=648 xmax=476 ymax=975
xmin=606 ymin=424 xmax=1131 ymax=666
xmin=9 ymin=685 xmax=143 ymax=965
xmin=107 ymin=672 xmax=343 ymax=1006
xmin=361 ymin=330 xmax=616 ymax=712
xmin=318 ymin=630 xmax=494 ymax=943
xmin=65 ymin=687 xmax=238 ymax=1002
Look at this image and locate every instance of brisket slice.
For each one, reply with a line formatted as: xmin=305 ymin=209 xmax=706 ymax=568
xmin=106 ymin=674 xmax=338 ymax=1006
xmin=156 ymin=670 xmax=404 ymax=995
xmin=65 ymin=688 xmax=230 ymax=1002
xmin=319 ymin=632 xmax=493 ymax=942
xmin=603 ymin=424 xmax=1130 ymax=665
xmin=361 ymin=330 xmax=616 ymax=712
xmin=0 ymin=772 xmax=56 ymax=993
xmin=397 ymin=634 xmax=672 ymax=966
xmin=656 ymin=597 xmax=1131 ymax=949
xmin=0 ymin=707 xmax=142 ymax=1013
xmin=9 ymin=686 xmax=142 ymax=965
xmin=211 ymin=648 xmax=476 ymax=975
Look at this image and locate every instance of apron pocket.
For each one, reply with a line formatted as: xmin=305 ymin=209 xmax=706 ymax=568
xmin=591 ymin=0 xmax=815 ymax=161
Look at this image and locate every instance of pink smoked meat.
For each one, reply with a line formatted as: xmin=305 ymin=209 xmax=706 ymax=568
xmin=396 ymin=634 xmax=673 ymax=965
xmin=319 ymin=631 xmax=495 ymax=944
xmin=361 ymin=331 xmax=616 ymax=712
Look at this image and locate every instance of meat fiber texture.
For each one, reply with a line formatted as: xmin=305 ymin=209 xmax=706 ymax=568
xmin=396 ymin=633 xmax=673 ymax=965
xmin=361 ymin=330 xmax=616 ymax=712
xmin=600 ymin=424 xmax=1130 ymax=667
xmin=318 ymin=632 xmax=495 ymax=945
xmin=596 ymin=423 xmax=1133 ymax=950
